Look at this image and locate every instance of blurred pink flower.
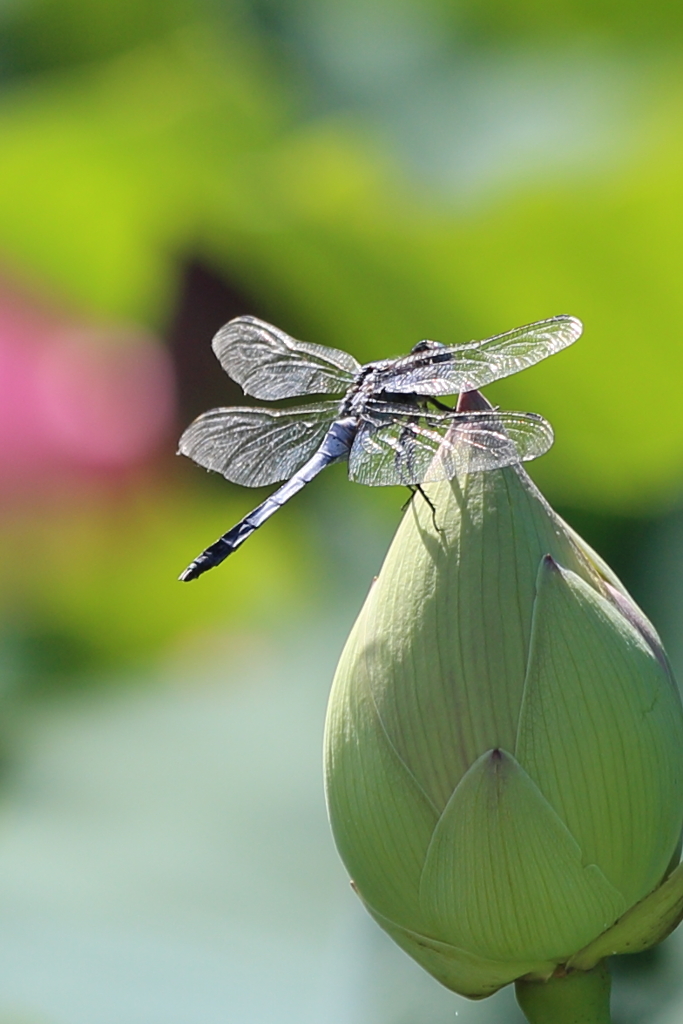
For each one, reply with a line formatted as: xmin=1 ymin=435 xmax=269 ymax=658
xmin=0 ymin=289 xmax=175 ymax=486
xmin=35 ymin=329 xmax=175 ymax=467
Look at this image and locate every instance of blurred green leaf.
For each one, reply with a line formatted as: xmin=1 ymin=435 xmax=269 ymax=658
xmin=0 ymin=0 xmax=205 ymax=76
xmin=0 ymin=19 xmax=288 ymax=321
xmin=413 ymin=0 xmax=683 ymax=44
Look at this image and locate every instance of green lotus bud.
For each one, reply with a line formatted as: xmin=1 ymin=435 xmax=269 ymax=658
xmin=324 ymin=394 xmax=683 ymax=1016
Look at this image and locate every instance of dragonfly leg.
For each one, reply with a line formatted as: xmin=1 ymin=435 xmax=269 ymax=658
xmin=403 ymin=485 xmax=440 ymax=532
xmin=416 ymin=484 xmax=440 ymax=531
xmin=401 ymin=488 xmax=414 ymax=513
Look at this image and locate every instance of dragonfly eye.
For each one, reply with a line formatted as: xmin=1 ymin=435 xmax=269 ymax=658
xmin=410 ymin=340 xmax=446 ymax=354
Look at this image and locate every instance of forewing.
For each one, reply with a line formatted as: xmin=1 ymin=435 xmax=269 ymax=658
xmin=374 ymin=315 xmax=582 ymax=395
xmin=178 ymin=402 xmax=339 ymax=487
xmin=348 ymin=405 xmax=554 ymax=486
xmin=212 ymin=316 xmax=360 ymax=399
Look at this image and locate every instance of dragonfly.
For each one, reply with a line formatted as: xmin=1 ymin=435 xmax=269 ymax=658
xmin=178 ymin=314 xmax=582 ymax=580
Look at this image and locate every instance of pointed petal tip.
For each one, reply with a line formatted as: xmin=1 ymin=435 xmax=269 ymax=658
xmin=542 ymin=553 xmax=561 ymax=572
xmin=456 ymin=389 xmax=493 ymax=413
xmin=484 ymin=747 xmax=506 ymax=776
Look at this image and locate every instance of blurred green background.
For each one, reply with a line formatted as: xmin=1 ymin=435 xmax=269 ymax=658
xmin=0 ymin=0 xmax=682 ymax=1021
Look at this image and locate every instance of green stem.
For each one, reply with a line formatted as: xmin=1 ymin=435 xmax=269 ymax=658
xmin=515 ymin=963 xmax=612 ymax=1024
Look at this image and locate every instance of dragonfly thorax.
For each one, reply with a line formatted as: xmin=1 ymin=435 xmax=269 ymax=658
xmin=339 ymin=364 xmax=424 ymax=419
xmin=339 ymin=362 xmax=387 ymax=416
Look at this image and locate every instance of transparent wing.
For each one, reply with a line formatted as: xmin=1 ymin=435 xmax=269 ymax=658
xmin=178 ymin=401 xmax=339 ymax=487
xmin=373 ymin=315 xmax=582 ymax=396
xmin=348 ymin=404 xmax=554 ymax=486
xmin=212 ymin=316 xmax=360 ymax=400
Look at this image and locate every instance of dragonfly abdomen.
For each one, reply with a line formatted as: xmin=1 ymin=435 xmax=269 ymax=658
xmin=179 ymin=416 xmax=359 ymax=580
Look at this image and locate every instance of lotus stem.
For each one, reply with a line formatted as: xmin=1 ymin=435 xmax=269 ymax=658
xmin=515 ymin=963 xmax=612 ymax=1024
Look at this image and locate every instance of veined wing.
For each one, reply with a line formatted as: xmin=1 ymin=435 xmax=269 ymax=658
xmin=348 ymin=403 xmax=554 ymax=486
xmin=178 ymin=401 xmax=339 ymax=487
xmin=213 ymin=316 xmax=360 ymax=400
xmin=373 ymin=315 xmax=582 ymax=396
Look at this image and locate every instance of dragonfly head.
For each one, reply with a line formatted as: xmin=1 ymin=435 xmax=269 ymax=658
xmin=410 ymin=339 xmax=446 ymax=355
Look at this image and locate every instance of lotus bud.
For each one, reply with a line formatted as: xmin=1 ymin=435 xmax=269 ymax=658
xmin=324 ymin=390 xmax=683 ymax=1019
